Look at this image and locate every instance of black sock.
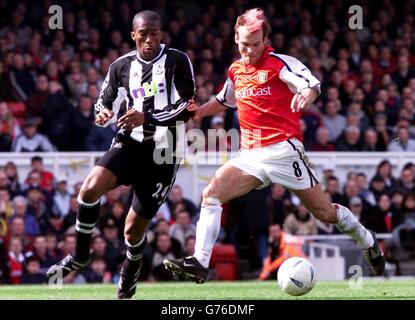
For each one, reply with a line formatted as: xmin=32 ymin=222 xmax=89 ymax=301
xmin=125 ymin=234 xmax=147 ymax=262
xmin=120 ymin=235 xmax=147 ymax=277
xmin=74 ymin=197 xmax=100 ymax=262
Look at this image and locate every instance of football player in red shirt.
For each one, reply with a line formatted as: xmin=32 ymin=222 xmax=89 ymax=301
xmin=164 ymin=8 xmax=385 ymax=282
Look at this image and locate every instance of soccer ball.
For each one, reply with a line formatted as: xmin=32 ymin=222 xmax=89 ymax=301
xmin=277 ymin=257 xmax=316 ymax=296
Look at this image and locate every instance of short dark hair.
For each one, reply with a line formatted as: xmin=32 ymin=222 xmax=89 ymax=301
xmin=31 ymin=156 xmax=43 ymax=163
xmin=327 ymin=176 xmax=338 ymax=182
xmin=132 ymin=10 xmax=162 ymax=31
xmin=185 ymin=236 xmax=195 ymax=246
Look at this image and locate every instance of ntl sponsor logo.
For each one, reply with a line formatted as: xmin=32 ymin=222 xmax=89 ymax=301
xmin=131 ymin=81 xmax=165 ymax=99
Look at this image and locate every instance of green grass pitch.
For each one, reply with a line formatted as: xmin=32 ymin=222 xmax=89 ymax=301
xmin=0 ymin=279 xmax=414 ymax=300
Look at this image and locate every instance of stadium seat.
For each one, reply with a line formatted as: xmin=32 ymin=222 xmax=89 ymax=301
xmin=210 ymin=244 xmax=239 ymax=280
xmin=6 ymin=101 xmax=26 ymax=118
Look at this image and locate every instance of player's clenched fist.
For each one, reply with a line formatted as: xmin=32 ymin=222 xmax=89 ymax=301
xmin=187 ymin=99 xmax=201 ymax=120
xmin=290 ymin=93 xmax=307 ymax=113
xmin=290 ymin=88 xmax=319 ymax=113
xmin=95 ymin=108 xmax=114 ymax=125
xmin=117 ymin=108 xmax=145 ymax=130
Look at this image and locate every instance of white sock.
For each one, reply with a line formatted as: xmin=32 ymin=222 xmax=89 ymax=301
xmin=193 ymin=198 xmax=222 ymax=268
xmin=334 ymin=204 xmax=374 ymax=249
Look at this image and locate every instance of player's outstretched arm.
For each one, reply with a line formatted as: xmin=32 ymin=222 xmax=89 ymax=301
xmin=188 ymin=98 xmax=226 ymax=120
xmin=290 ymin=87 xmax=320 ymax=113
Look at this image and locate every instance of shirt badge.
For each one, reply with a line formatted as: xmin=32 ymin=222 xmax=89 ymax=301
xmin=257 ymin=70 xmax=268 ymax=84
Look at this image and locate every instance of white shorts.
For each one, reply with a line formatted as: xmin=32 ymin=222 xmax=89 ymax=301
xmin=227 ymin=138 xmax=319 ymax=190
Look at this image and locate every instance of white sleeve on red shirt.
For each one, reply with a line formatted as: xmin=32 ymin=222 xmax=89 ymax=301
xmin=215 ymin=77 xmax=237 ymax=108
xmin=270 ymin=53 xmax=321 ymax=95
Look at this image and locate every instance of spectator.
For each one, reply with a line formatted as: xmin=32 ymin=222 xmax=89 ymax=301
xmin=184 ymin=236 xmax=196 ymax=257
xmin=26 ymin=235 xmax=57 ymax=274
xmin=374 ymin=160 xmax=398 ymax=192
xmin=325 ymin=176 xmax=345 ymax=205
xmin=7 ymin=53 xmax=36 ymax=102
xmin=369 ymin=175 xmax=388 ymax=202
xmin=4 ymin=216 xmax=33 ymax=252
xmin=259 ymin=224 xmax=303 ymax=280
xmin=84 ymin=122 xmax=117 ymax=151
xmin=25 ymin=186 xmax=50 ymax=228
xmin=301 ymin=109 xmax=322 ymax=149
xmin=26 ymin=75 xmax=50 ymax=119
xmin=90 ymin=235 xmax=113 ymax=271
xmin=9 ymin=196 xmax=40 ymax=237
xmin=20 ymin=257 xmax=48 ymax=284
xmin=374 ymin=113 xmax=393 ymax=150
xmin=11 ymin=117 xmax=55 ymax=152
xmin=206 ymin=116 xmax=232 ymax=152
xmin=367 ymin=194 xmax=393 ymax=233
xmin=65 ymin=60 xmax=86 ymax=102
xmin=0 ymin=101 xmax=21 ymax=151
xmin=167 ymin=185 xmax=198 ymax=219
xmin=100 ymin=218 xmax=124 ymax=274
xmin=169 ymin=211 xmax=196 ymax=250
xmin=362 ymin=128 xmax=383 ymax=151
xmin=387 ymin=126 xmax=415 ymax=152
xmin=390 ymin=190 xmax=405 ymax=229
xmin=267 ymin=184 xmax=292 ymax=227
xmin=310 ymin=126 xmax=335 ymax=151
xmin=322 ymin=100 xmax=346 ymax=143
xmin=40 ymin=82 xmax=73 ymax=151
xmin=0 ymin=61 xmax=14 ymax=101
xmin=393 ymin=194 xmax=415 ymax=229
xmin=348 ymin=196 xmax=369 ymax=226
xmin=4 ymin=161 xmax=22 ymax=196
xmin=71 ymin=95 xmax=94 ymax=150
xmin=0 ymin=187 xmax=13 ymax=222
xmin=52 ymin=177 xmax=71 ymax=217
xmin=316 ymin=191 xmax=342 ymax=235
xmin=396 ymin=168 xmax=415 ymax=195
xmin=59 ymin=234 xmax=76 ymax=258
xmin=356 ymin=173 xmax=376 ymax=206
xmin=150 ymin=233 xmax=178 ymax=281
xmin=283 ymin=204 xmax=317 ymax=236
xmin=84 ymin=258 xmax=112 ymax=283
xmin=100 ymin=200 xmax=126 ymax=240
xmin=336 ymin=125 xmax=362 ymax=151
xmin=8 ymin=237 xmax=25 ymax=284
xmin=391 ymin=55 xmax=415 ymax=91
xmin=148 ymin=219 xmax=182 ymax=257
xmin=45 ymin=233 xmax=60 ymax=260
xmin=30 ymin=156 xmax=55 ymax=192
xmin=63 ymin=195 xmax=78 ymax=231
xmin=43 ymin=212 xmax=64 ymax=242
xmin=0 ymin=239 xmax=10 ymax=284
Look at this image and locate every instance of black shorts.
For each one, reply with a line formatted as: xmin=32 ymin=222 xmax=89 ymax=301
xmin=96 ymin=141 xmax=180 ymax=219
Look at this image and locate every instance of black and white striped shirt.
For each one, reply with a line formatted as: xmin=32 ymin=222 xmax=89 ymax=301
xmin=95 ymin=44 xmax=195 ymax=152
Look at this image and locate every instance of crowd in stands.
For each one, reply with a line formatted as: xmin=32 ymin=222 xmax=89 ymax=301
xmin=1 ymin=0 xmax=415 ymax=283
xmin=0 ymin=0 xmax=415 ymax=152
xmin=0 ymin=154 xmax=414 ymax=283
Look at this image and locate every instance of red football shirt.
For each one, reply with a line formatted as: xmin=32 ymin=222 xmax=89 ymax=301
xmin=216 ymin=46 xmax=321 ymax=149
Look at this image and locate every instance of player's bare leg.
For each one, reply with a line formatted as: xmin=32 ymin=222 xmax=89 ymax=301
xmin=47 ymin=166 xmax=118 ymax=280
xmin=164 ymin=163 xmax=261 ymax=283
xmin=293 ymin=184 xmax=385 ymax=275
xmin=117 ymin=209 xmax=151 ymax=299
